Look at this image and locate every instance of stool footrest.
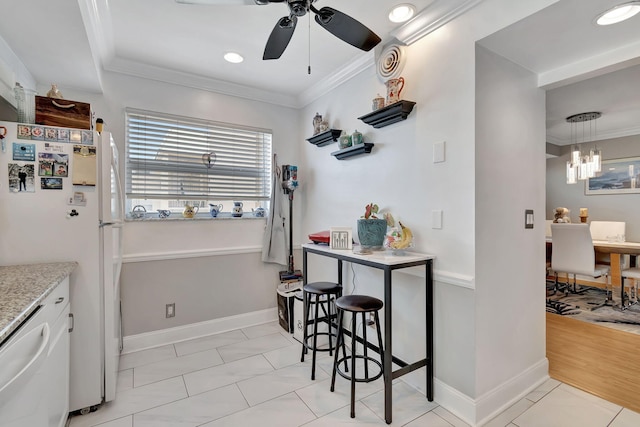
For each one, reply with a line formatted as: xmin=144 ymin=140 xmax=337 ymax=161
xmin=335 ymin=355 xmax=383 ymax=383
xmin=303 ymin=332 xmax=339 ymax=352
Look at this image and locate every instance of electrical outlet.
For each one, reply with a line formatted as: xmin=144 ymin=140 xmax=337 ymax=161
xmin=166 ymin=303 xmax=175 ymax=318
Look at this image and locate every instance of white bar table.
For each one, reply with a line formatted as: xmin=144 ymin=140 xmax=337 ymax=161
xmin=301 ymin=243 xmax=435 ymax=424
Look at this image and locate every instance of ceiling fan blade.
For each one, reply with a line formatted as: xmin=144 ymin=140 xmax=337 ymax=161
xmin=314 ymin=7 xmax=381 ymax=51
xmin=263 ymin=16 xmax=298 ymax=60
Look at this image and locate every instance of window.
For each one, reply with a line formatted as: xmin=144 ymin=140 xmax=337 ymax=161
xmin=125 ymin=108 xmax=272 ymax=217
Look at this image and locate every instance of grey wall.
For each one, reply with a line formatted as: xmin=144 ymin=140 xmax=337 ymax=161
xmin=121 ymin=251 xmax=288 ymax=336
xmin=546 ymin=134 xmax=640 ymax=241
xmin=475 ymin=45 xmax=547 ymax=407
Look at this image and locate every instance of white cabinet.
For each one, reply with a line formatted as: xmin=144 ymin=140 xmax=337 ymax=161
xmin=0 ymin=277 xmax=71 ymax=427
xmin=43 ymin=278 xmax=71 ymax=427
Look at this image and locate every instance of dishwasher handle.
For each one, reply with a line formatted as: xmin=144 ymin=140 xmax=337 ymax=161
xmin=0 ymin=323 xmax=50 ymax=401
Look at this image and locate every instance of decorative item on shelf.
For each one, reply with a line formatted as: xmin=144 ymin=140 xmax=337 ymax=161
xmin=339 ymin=133 xmax=352 ymax=149
xmin=385 ymin=76 xmax=405 ymax=106
xmin=157 ymin=209 xmax=171 ymax=219
xmin=209 ymin=203 xmax=223 ymax=217
xmin=579 ymin=208 xmax=588 ymax=223
xmin=253 ymin=207 xmax=266 ymax=217
xmin=95 ymin=118 xmax=104 ymax=134
xmin=331 ymin=142 xmax=374 ymax=160
xmin=372 ymin=94 xmax=385 ymax=111
xmin=356 ymin=203 xmax=389 ymax=253
xmin=351 ymin=129 xmax=363 ymax=145
xmin=14 ymin=83 xmax=35 ymax=124
xmin=553 ymin=207 xmax=571 ymax=223
xmin=232 ymin=201 xmax=243 ymax=217
xmin=565 ymin=112 xmax=602 ymax=184
xmin=131 ymin=205 xmax=147 ymax=219
xmin=306 ymin=128 xmax=342 ymax=146
xmin=182 ymin=203 xmax=199 ymax=218
xmin=46 ymin=84 xmax=63 ymax=99
xmin=312 ymin=112 xmax=329 ymax=135
xmin=358 ymin=100 xmax=416 ymax=129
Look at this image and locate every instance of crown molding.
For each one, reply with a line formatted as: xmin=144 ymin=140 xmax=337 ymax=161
xmin=391 ymin=0 xmax=485 ymax=45
xmin=105 ymin=57 xmax=299 ymax=108
xmin=297 ymin=51 xmax=375 ymax=107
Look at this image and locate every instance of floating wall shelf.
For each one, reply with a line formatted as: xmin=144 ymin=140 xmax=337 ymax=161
xmin=331 ymin=143 xmax=374 ymax=160
xmin=358 ymin=100 xmax=416 ymax=129
xmin=306 ymin=129 xmax=342 ymax=146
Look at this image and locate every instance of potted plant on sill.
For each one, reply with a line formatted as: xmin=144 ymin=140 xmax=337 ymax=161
xmin=357 ymin=203 xmax=389 ymax=252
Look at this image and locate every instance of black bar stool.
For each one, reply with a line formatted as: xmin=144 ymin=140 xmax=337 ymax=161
xmin=331 ymin=294 xmax=384 ymax=419
xmin=300 ymin=281 xmax=342 ymax=380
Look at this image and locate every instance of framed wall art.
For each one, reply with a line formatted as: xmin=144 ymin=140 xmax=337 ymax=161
xmin=586 ymin=156 xmax=640 ymax=195
xmin=330 ymin=227 xmax=353 ymax=250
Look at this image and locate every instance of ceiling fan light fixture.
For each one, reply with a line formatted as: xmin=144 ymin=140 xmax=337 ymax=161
xmin=388 ymin=4 xmax=415 ymax=23
xmin=595 ymin=1 xmax=640 ymax=25
xmin=224 ymin=52 xmax=244 ymax=63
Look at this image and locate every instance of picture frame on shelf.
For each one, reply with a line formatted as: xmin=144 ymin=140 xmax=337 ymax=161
xmin=330 ymin=227 xmax=353 ymax=250
xmin=586 ymin=156 xmax=640 ymax=195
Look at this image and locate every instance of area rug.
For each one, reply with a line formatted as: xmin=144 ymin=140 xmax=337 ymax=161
xmin=546 ymin=285 xmax=640 ymax=335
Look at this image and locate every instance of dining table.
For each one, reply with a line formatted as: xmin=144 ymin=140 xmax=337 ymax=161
xmin=546 ymin=237 xmax=640 ymax=305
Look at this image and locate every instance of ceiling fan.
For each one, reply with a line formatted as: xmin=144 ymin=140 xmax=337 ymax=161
xmin=176 ymin=0 xmax=382 ymax=60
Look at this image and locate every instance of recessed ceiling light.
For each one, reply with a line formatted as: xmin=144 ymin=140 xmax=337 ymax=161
xmin=224 ymin=52 xmax=244 ymax=63
xmin=595 ymin=1 xmax=640 ymax=25
xmin=388 ymin=4 xmax=415 ymax=23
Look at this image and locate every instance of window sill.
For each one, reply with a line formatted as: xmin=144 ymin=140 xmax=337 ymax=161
xmin=126 ymin=214 xmax=266 ymax=222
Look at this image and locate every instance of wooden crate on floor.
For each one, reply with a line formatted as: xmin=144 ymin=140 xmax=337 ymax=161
xmin=546 ymin=313 xmax=640 ymax=413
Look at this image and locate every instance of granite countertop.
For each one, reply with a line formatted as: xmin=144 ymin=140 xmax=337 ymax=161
xmin=0 ymin=262 xmax=77 ymax=343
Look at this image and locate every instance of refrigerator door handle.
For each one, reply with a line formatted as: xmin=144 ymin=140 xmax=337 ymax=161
xmin=99 ymin=220 xmax=124 ymax=228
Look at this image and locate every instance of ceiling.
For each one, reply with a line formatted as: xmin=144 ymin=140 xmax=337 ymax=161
xmin=1 ymin=0 xmax=640 ymax=143
xmin=478 ymin=0 xmax=640 ymax=145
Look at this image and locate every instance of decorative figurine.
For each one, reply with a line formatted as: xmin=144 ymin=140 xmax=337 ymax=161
xmin=46 ymin=84 xmax=63 ymax=99
xmin=313 ymin=112 xmax=323 ymax=135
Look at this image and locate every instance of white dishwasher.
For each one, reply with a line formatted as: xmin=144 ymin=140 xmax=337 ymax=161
xmin=0 ymin=309 xmax=50 ymax=427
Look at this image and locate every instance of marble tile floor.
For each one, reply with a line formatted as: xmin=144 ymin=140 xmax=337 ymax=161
xmin=68 ymin=321 xmax=640 ymax=427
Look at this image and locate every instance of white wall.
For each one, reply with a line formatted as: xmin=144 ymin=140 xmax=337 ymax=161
xmin=546 ymin=135 xmax=640 ymax=241
xmin=0 ymin=34 xmax=36 ymax=97
xmin=299 ymin=0 xmax=556 ymax=423
xmin=475 ymin=45 xmax=547 ymax=421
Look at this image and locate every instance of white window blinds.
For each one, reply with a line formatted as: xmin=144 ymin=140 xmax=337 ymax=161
xmin=125 ymin=109 xmax=272 ymax=200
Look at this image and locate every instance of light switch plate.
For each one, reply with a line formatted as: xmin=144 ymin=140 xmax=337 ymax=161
xmin=432 ymin=210 xmax=443 ymax=229
xmin=433 ymin=141 xmax=446 ymax=163
xmin=525 ymin=209 xmax=534 ymax=229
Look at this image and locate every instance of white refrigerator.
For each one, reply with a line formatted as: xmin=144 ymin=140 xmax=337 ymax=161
xmin=0 ymin=121 xmax=123 ymax=413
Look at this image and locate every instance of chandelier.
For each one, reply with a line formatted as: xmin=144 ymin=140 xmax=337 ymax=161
xmin=565 ymin=112 xmax=602 ymax=184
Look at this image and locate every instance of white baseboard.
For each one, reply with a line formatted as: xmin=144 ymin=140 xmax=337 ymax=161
xmin=474 ymin=358 xmax=550 ymax=426
xmin=122 ymin=308 xmax=278 ymax=354
xmin=382 ymin=358 xmax=549 ymax=427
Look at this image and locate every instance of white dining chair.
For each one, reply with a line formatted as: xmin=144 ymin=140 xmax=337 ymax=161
xmin=551 ymin=223 xmax=611 ymax=308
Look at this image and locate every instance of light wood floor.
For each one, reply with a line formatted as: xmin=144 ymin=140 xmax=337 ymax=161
xmin=547 ymin=312 xmax=640 ymax=413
